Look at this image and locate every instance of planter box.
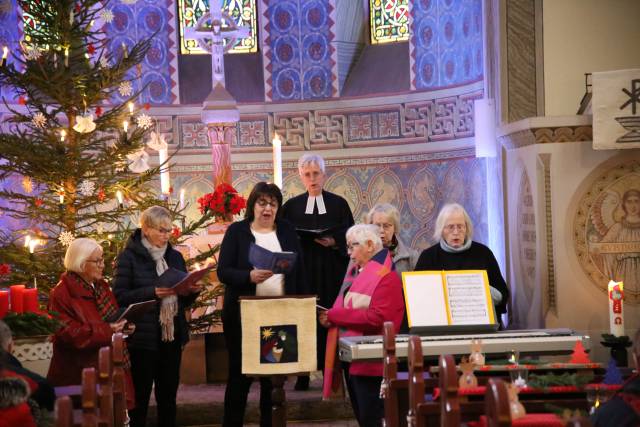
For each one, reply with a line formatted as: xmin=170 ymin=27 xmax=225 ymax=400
xmin=13 ymin=335 xmax=53 ymax=377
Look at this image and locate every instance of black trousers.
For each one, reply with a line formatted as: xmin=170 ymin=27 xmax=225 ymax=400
xmin=343 ymin=363 xmax=383 ymax=427
xmin=128 ymin=340 xmax=183 ymax=427
xmin=223 ymin=313 xmax=273 ymax=427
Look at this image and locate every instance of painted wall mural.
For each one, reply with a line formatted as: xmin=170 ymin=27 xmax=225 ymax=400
xmin=410 ymin=0 xmax=484 ymax=90
xmin=0 ymin=0 xmax=21 ymax=101
xmin=105 ymin=0 xmax=179 ymax=105
xmin=172 ymin=151 xmax=489 ymax=253
xmin=573 ymin=158 xmax=640 ymax=304
xmin=261 ymin=0 xmax=338 ymax=101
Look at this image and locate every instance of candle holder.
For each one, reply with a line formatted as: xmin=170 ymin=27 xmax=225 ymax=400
xmin=601 ymin=333 xmax=632 ymax=367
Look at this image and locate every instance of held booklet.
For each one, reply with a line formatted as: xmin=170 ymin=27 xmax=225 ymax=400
xmin=157 ymin=265 xmax=214 ymax=296
xmin=401 ymin=270 xmax=497 ymax=333
xmin=114 ymin=300 xmax=157 ymax=323
xmin=294 ymin=225 xmax=342 ymax=241
xmin=248 ymin=242 xmax=297 ymax=274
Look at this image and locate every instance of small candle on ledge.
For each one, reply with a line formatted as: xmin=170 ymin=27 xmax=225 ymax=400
xmin=0 ymin=290 xmax=8 ymax=318
xmin=608 ymin=280 xmax=625 ymax=337
xmin=2 ymin=46 xmax=8 ymax=67
xmin=272 ymin=133 xmax=283 ymax=189
xmin=179 ymin=188 xmax=185 ymax=210
xmin=23 ymin=288 xmax=38 ymax=313
xmin=9 ymin=285 xmax=25 ymax=313
xmin=116 ymin=190 xmax=124 ymax=208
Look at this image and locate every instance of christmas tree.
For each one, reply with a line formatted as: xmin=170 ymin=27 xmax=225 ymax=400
xmin=0 ymin=0 xmax=179 ymax=295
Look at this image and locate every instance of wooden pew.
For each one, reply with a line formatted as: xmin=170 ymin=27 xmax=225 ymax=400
xmin=111 ymin=333 xmax=127 ymax=427
xmin=97 ymin=346 xmax=114 ymax=427
xmin=382 ymin=321 xmax=406 ymax=427
xmin=81 ymin=368 xmax=98 ymax=427
xmin=55 ymin=396 xmax=74 ymax=427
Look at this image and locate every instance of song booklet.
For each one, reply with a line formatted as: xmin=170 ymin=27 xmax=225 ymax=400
xmin=157 ymin=265 xmax=214 ymax=296
xmin=401 ymin=270 xmax=496 ymax=328
xmin=248 ymin=242 xmax=297 ymax=274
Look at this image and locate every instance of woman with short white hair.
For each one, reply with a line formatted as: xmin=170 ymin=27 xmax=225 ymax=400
xmin=48 ymin=237 xmax=135 ymax=408
xmin=366 ymin=203 xmax=419 ymax=274
xmin=319 ymin=224 xmax=404 ymax=426
xmin=415 ymin=203 xmax=509 ymax=317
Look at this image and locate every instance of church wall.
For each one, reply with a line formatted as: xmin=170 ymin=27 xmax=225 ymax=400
xmin=542 ymin=0 xmax=640 ymax=116
xmin=501 ymin=117 xmax=640 ymax=362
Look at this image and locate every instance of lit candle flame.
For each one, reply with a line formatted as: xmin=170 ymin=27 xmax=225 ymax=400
xmin=128 ymin=102 xmax=134 ymax=114
xmin=2 ymin=46 xmax=8 ymax=59
xmin=24 ymin=235 xmax=31 ymax=247
xmin=123 ymin=120 xmax=129 ymax=133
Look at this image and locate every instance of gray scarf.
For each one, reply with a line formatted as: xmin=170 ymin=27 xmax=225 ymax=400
xmin=439 ymin=237 xmax=472 ymax=253
xmin=141 ymin=234 xmax=177 ymax=342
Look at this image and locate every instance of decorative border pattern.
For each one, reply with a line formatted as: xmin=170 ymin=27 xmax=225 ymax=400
xmin=539 ymin=153 xmax=557 ymax=314
xmin=500 ymin=126 xmax=593 ymax=150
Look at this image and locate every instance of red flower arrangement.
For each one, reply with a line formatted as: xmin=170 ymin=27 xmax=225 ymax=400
xmin=197 ymin=183 xmax=246 ymax=219
xmin=0 ymin=264 xmax=10 ymax=276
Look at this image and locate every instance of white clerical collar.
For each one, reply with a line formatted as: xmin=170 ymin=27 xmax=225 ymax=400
xmin=305 ymin=193 xmax=327 ymax=215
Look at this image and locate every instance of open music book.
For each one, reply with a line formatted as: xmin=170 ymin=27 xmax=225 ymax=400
xmin=249 ymin=242 xmax=296 ymax=274
xmin=113 ymin=299 xmax=157 ymax=323
xmin=402 ymin=270 xmax=497 ymax=333
xmin=157 ymin=265 xmax=214 ymax=296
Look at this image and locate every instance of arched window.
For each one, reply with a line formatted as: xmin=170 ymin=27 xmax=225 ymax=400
xmin=178 ymin=0 xmax=258 ymax=54
xmin=370 ymin=0 xmax=409 ymax=44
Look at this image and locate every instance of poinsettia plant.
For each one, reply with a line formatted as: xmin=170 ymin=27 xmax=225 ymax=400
xmin=197 ymin=183 xmax=247 ymax=219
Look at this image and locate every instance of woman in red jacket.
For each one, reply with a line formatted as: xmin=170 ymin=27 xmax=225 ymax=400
xmin=320 ymin=224 xmax=405 ymax=427
xmin=47 ymin=237 xmax=135 ymax=407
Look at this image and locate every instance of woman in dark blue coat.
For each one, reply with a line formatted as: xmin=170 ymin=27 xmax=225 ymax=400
xmin=217 ymin=182 xmax=306 ymax=427
xmin=113 ymin=206 xmax=201 ymax=427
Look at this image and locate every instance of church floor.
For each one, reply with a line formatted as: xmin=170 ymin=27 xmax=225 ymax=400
xmin=145 ymin=375 xmax=356 ymax=426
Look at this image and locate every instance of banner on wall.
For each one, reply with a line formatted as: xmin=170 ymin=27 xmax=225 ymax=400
xmin=593 ymin=68 xmax=640 ymax=150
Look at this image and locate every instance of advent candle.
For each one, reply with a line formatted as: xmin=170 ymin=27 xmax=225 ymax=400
xmin=9 ymin=284 xmax=25 ymax=313
xmin=23 ymin=288 xmax=38 ymax=313
xmin=158 ymin=149 xmax=171 ymax=195
xmin=0 ymin=290 xmax=8 ymax=318
xmin=272 ymin=134 xmax=282 ymax=189
xmin=608 ymin=280 xmax=625 ymax=336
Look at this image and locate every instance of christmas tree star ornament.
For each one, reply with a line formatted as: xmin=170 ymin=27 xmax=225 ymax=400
xmin=22 ymin=176 xmax=34 ymax=193
xmin=73 ymin=114 xmax=96 ymax=133
xmin=100 ymin=9 xmax=114 ymax=23
xmin=136 ymin=113 xmax=153 ymax=130
xmin=118 ymin=81 xmax=133 ymax=97
xmin=31 ymin=112 xmax=46 ymax=129
xmin=78 ymin=180 xmax=95 ymax=196
xmin=146 ymin=131 xmax=168 ymax=151
xmin=127 ymin=148 xmax=150 ymax=173
xmin=58 ymin=231 xmax=75 ymax=247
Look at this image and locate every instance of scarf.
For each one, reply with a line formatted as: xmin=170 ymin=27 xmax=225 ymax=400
xmin=141 ymin=234 xmax=177 ymax=342
xmin=322 ymin=249 xmax=394 ymax=399
xmin=439 ymin=237 xmax=472 ymax=253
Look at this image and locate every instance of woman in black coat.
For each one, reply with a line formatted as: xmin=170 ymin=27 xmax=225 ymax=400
xmin=113 ymin=206 xmax=201 ymax=427
xmin=217 ymin=182 xmax=306 ymax=427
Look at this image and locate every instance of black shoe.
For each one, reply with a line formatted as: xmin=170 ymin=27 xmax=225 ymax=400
xmin=294 ymin=375 xmax=310 ymax=391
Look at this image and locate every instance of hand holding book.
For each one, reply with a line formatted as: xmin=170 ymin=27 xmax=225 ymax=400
xmin=248 ymin=242 xmax=297 ymax=274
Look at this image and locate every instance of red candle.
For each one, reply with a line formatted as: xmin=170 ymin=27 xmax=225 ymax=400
xmin=23 ymin=288 xmax=39 ymax=313
xmin=10 ymin=284 xmax=25 ymax=313
xmin=0 ymin=291 xmax=8 ymax=318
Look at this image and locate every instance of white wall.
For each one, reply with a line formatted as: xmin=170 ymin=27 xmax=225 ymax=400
xmin=543 ymin=0 xmax=640 ymax=116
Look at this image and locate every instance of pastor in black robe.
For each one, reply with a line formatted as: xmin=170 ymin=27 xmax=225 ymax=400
xmin=281 ymin=190 xmax=354 ymax=366
xmin=414 ymin=241 xmax=509 ymax=316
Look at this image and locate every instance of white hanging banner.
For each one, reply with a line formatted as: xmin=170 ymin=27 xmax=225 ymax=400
xmin=592 ymin=68 xmax=640 ymax=150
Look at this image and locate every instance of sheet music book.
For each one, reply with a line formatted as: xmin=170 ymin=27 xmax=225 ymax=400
xmin=113 ymin=300 xmax=157 ymax=323
xmin=248 ymin=242 xmax=297 ymax=274
xmin=402 ymin=270 xmax=496 ymax=331
xmin=295 ymin=225 xmax=341 ymax=241
xmin=157 ymin=265 xmax=214 ymax=296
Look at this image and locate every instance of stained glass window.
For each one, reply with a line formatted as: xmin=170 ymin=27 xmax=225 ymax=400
xmin=178 ymin=0 xmax=257 ymax=54
xmin=370 ymin=0 xmax=410 ymax=44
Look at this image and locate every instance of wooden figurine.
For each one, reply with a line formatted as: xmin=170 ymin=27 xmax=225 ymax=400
xmin=458 ymin=356 xmax=478 ymax=389
xmin=469 ymin=338 xmax=485 ymax=367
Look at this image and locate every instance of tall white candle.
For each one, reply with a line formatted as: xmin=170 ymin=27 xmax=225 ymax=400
xmin=158 ymin=148 xmax=171 ymax=195
xmin=608 ymin=280 xmax=625 ymax=337
xmin=272 ymin=134 xmax=282 ymax=189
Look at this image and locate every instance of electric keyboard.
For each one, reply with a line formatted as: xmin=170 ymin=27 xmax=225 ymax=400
xmin=338 ymin=329 xmax=590 ymax=362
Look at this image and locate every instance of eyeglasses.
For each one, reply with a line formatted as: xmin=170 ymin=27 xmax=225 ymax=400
xmin=256 ymin=199 xmax=278 ymax=208
xmin=154 ymin=227 xmax=173 ymax=234
xmin=444 ymin=224 xmax=466 ymax=232
xmin=346 ymin=242 xmax=360 ymax=251
xmin=374 ymin=222 xmax=394 ymax=231
xmin=86 ymin=258 xmax=104 ymax=265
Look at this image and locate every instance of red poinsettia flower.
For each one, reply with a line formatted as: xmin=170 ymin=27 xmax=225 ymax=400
xmin=0 ymin=264 xmax=10 ymax=276
xmin=197 ymin=183 xmax=246 ymax=219
xmin=171 ymin=226 xmax=181 ymax=238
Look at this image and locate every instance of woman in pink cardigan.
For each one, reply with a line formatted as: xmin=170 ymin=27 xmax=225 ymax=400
xmin=319 ymin=224 xmax=405 ymax=427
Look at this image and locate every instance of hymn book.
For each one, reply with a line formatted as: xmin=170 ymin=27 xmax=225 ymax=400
xmin=157 ymin=265 xmax=214 ymax=296
xmin=248 ymin=242 xmax=297 ymax=274
xmin=402 ymin=270 xmax=497 ymax=331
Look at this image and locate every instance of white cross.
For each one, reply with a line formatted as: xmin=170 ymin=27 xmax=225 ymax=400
xmin=184 ymin=0 xmax=250 ymax=88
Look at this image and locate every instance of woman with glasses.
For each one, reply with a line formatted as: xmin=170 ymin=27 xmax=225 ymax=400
xmin=113 ymin=206 xmax=201 ymax=427
xmin=48 ymin=237 xmax=135 ymax=408
xmin=217 ymin=182 xmax=306 ymax=427
xmin=319 ymin=224 xmax=404 ymax=427
xmin=415 ymin=203 xmax=509 ymax=317
xmin=365 ymin=203 xmax=419 ymax=274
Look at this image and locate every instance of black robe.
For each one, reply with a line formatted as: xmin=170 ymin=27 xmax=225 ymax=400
xmin=414 ymin=241 xmax=510 ymax=316
xmin=282 ymin=190 xmax=354 ymax=368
